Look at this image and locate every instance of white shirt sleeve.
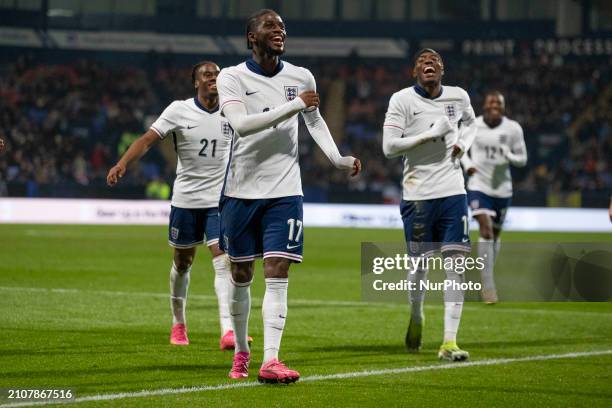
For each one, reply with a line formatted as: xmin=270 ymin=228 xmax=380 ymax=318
xmin=150 ymin=101 xmax=180 ymax=139
xmin=506 ymin=122 xmax=528 ymax=167
xmin=217 ymin=69 xmax=245 ymax=113
xmin=217 ymin=69 xmax=306 ymax=137
xmin=382 ymin=93 xmax=442 ymax=158
xmin=455 ymin=90 xmax=477 ymax=153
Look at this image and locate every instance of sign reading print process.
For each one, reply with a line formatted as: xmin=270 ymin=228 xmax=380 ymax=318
xmin=361 ymin=242 xmax=612 ymax=303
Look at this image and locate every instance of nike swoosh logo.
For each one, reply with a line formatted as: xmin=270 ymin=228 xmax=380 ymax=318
xmin=278 ymin=315 xmax=286 ymax=319
xmin=246 ymin=91 xmax=258 ymax=96
xmin=187 ymin=125 xmax=199 ymax=129
xmin=286 ymin=244 xmax=301 ymax=250
xmin=462 ymin=238 xmax=470 ymax=243
xmin=414 ymin=111 xmax=423 ymax=115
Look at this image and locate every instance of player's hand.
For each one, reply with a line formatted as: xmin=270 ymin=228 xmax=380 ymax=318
xmin=298 ymin=91 xmax=320 ymax=109
xmin=466 ymin=167 xmax=477 ymax=176
xmin=430 ymin=116 xmax=453 ymax=137
xmin=0 ymin=138 xmax=5 ymax=154
xmin=106 ymin=163 xmax=126 ymax=186
xmin=350 ymin=158 xmax=362 ymax=177
xmin=499 ymin=145 xmax=510 ymax=158
xmin=337 ymin=156 xmax=361 ymax=176
xmin=451 ymin=144 xmax=465 ymax=159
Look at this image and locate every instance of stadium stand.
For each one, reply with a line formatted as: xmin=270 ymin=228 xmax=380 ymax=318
xmin=0 ymin=51 xmax=609 ymax=206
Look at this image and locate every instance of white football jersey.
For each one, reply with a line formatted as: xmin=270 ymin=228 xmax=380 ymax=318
xmin=465 ymin=116 xmax=526 ymax=198
xmin=217 ymin=59 xmax=315 ymax=199
xmin=383 ymin=85 xmax=476 ymax=201
xmin=150 ymin=98 xmax=232 ymax=209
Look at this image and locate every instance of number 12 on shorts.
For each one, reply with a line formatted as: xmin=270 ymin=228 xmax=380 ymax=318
xmin=287 ymin=218 xmax=303 ymax=243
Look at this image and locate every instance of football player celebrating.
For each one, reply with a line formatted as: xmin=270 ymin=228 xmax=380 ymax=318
xmin=383 ymin=48 xmax=477 ymax=361
xmin=107 ymin=61 xmax=250 ymax=350
xmin=462 ymin=91 xmax=527 ymax=304
xmin=217 ymin=9 xmax=361 ymax=383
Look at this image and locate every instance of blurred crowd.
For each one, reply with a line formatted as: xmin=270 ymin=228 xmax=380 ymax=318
xmin=0 ymin=52 xmax=609 ymax=204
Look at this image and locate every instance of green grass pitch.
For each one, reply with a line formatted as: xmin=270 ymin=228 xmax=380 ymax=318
xmin=0 ymin=224 xmax=611 ymax=407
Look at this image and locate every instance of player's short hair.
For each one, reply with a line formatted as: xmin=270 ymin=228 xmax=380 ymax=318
xmin=484 ymin=90 xmax=504 ymax=99
xmin=412 ymin=48 xmax=442 ymax=64
xmin=191 ymin=61 xmax=216 ymax=85
xmin=245 ymin=8 xmax=279 ymax=50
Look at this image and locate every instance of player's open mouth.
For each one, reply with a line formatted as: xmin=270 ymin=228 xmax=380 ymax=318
xmin=271 ymin=36 xmax=284 ymax=47
xmin=423 ymin=67 xmax=436 ymax=75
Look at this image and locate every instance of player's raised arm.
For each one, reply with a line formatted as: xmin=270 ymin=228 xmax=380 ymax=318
xmin=452 ymin=90 xmax=477 ymax=159
xmin=106 ymin=129 xmax=160 ymax=186
xmin=217 ymin=70 xmax=317 ymax=137
xmin=382 ymin=94 xmax=453 ymax=159
xmin=503 ymin=124 xmax=528 ymax=167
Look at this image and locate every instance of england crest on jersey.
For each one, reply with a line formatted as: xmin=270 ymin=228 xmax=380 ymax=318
xmin=444 ymin=104 xmax=456 ymax=120
xmin=285 ymin=86 xmax=298 ymax=101
xmin=221 ymin=121 xmax=233 ymax=137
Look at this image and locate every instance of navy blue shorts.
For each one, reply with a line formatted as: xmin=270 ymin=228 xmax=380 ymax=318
xmin=467 ymin=190 xmax=511 ymax=228
xmin=168 ymin=206 xmax=220 ymax=249
xmin=400 ymin=194 xmax=470 ymax=256
xmin=219 ymin=195 xmax=303 ymax=263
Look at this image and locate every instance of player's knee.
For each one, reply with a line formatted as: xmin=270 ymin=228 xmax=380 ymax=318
xmin=479 ymin=224 xmax=494 ymax=240
xmin=264 ymin=257 xmax=290 ymax=279
xmin=174 ymin=254 xmax=194 ymax=273
xmin=231 ymin=262 xmax=253 ymax=283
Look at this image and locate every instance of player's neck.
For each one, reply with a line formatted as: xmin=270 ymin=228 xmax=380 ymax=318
xmin=197 ymin=93 xmax=218 ymax=111
xmin=484 ymin=116 xmax=502 ymax=128
xmin=252 ymin=52 xmax=280 ymax=75
xmin=416 ymin=82 xmax=442 ymax=99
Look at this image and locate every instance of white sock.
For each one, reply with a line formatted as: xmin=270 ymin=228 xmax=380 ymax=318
xmin=229 ymin=277 xmax=252 ymax=353
xmin=408 ymin=267 xmax=428 ymax=323
xmin=170 ymin=262 xmax=191 ymax=325
xmin=478 ymin=237 xmax=496 ymax=290
xmin=262 ymin=278 xmax=288 ymax=363
xmin=443 ymin=258 xmax=465 ymax=343
xmin=212 ymin=254 xmax=232 ymax=335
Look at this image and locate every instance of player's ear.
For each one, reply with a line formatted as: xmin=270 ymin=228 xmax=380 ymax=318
xmin=247 ymin=32 xmax=256 ymax=49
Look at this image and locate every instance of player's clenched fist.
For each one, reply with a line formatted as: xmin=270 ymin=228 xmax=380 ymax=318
xmin=337 ymin=156 xmax=362 ymax=177
xmin=106 ymin=163 xmax=126 ymax=186
xmin=298 ymin=91 xmax=320 ymax=108
xmin=430 ymin=116 xmax=453 ymax=137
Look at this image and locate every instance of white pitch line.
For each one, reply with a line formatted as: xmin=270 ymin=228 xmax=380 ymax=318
xmin=0 ymin=286 xmax=611 ymax=317
xmin=1 ymin=349 xmax=611 ymax=408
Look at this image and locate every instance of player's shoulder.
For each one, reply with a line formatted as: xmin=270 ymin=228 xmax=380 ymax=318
xmin=475 ymin=115 xmax=486 ymax=126
xmin=444 ymin=85 xmax=470 ymax=101
xmin=502 ymin=116 xmax=523 ymax=133
xmin=162 ymin=100 xmax=187 ymax=116
xmin=218 ymin=63 xmax=246 ymax=80
xmin=389 ymin=87 xmax=415 ymax=103
xmin=282 ymin=60 xmax=314 ymax=81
